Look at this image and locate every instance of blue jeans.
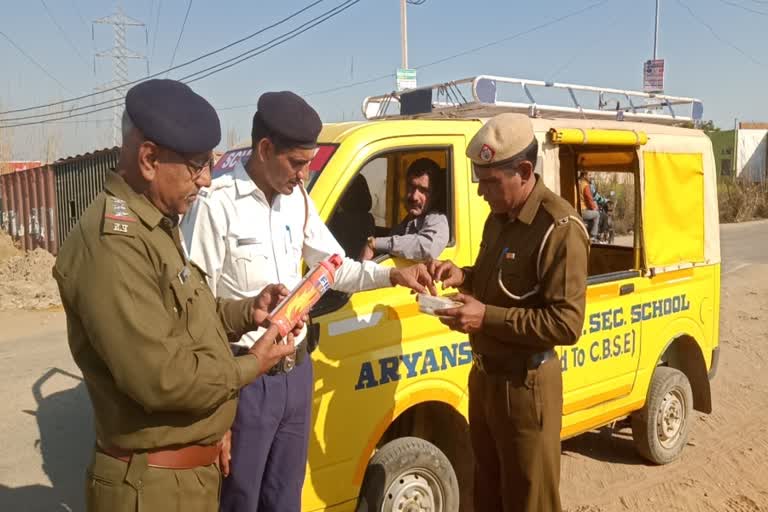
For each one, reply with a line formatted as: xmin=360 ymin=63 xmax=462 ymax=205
xmin=582 ymin=209 xmax=599 ymax=239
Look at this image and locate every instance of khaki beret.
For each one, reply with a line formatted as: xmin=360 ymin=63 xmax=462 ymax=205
xmin=466 ymin=113 xmax=537 ymax=168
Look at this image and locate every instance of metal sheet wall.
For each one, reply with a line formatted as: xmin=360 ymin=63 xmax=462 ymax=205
xmin=53 ymin=148 xmax=118 ymax=248
xmin=0 ymin=166 xmax=58 ymax=252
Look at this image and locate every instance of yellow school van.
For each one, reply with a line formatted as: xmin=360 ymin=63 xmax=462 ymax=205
xmin=213 ymin=75 xmax=720 ymax=512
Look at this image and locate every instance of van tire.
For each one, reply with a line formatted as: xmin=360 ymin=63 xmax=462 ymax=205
xmin=356 ymin=437 xmax=460 ymax=512
xmin=631 ymin=366 xmax=693 ymax=465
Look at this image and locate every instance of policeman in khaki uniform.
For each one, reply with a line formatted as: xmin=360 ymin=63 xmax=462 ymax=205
xmin=429 ymin=113 xmax=589 ymax=512
xmin=52 ymin=79 xmax=300 ymax=512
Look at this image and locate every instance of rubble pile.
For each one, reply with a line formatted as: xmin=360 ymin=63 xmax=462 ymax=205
xmin=0 ymin=230 xmax=61 ymax=311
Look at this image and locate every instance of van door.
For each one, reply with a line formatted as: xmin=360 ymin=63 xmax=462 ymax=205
xmin=302 ymin=135 xmax=472 ymax=511
xmin=555 ymin=145 xmax=646 ymax=422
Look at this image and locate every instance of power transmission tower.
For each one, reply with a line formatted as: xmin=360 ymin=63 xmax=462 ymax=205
xmin=93 ymin=3 xmax=148 ymax=147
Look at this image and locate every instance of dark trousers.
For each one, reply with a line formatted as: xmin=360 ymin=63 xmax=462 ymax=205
xmin=220 ymin=358 xmax=313 ymax=512
xmin=468 ymin=357 xmax=563 ymax=512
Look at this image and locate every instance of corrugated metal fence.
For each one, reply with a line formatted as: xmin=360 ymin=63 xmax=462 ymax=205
xmin=0 ymin=167 xmax=57 ymax=253
xmin=0 ymin=147 xmax=119 ymax=254
xmin=53 ymin=148 xmax=119 ymax=251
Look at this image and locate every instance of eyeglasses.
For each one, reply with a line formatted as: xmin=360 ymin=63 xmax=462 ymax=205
xmin=182 ymin=154 xmax=214 ymax=180
xmin=145 ymin=139 xmax=213 ymax=180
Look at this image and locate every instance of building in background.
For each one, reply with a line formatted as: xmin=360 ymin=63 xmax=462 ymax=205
xmin=708 ymin=122 xmax=768 ymax=182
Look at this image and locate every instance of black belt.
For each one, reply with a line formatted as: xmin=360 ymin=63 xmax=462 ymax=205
xmin=233 ymin=340 xmax=309 ymax=376
xmin=472 ymin=348 xmax=557 ymax=375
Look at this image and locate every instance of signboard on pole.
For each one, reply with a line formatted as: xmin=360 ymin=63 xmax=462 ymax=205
xmin=643 ymin=59 xmax=665 ymax=92
xmin=396 ymin=68 xmax=417 ymax=91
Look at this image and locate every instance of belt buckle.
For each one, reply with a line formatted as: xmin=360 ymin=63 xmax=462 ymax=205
xmin=283 ymin=351 xmax=296 ymax=373
xmin=270 ymin=351 xmax=296 ymax=375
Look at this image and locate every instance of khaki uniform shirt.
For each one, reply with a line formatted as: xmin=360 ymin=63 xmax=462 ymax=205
xmin=464 ymin=175 xmax=590 ymax=357
xmin=53 ymin=171 xmax=262 ymax=450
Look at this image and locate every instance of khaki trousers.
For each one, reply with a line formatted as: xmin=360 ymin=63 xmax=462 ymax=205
xmin=85 ymin=450 xmax=221 ymax=512
xmin=468 ymin=357 xmax=563 ymax=512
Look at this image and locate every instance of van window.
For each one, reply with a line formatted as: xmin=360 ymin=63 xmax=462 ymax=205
xmin=560 ymin=147 xmax=642 ymax=279
xmin=327 ymin=147 xmax=454 ymax=261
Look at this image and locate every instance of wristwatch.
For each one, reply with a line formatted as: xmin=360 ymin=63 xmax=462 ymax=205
xmin=367 ymin=236 xmax=376 ymax=251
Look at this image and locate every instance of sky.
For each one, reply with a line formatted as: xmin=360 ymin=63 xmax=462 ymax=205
xmin=0 ymin=0 xmax=767 ymax=161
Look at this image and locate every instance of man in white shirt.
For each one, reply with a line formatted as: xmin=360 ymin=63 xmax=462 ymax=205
xmin=181 ymin=91 xmax=433 ymax=512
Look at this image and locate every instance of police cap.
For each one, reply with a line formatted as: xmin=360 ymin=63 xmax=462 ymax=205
xmin=125 ymin=79 xmax=221 ymax=154
xmin=252 ymin=91 xmax=322 ymax=149
xmin=466 ymin=113 xmax=537 ymax=168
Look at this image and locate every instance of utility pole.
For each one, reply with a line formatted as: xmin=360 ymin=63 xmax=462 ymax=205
xmin=400 ymin=0 xmax=408 ymax=69
xmin=643 ymin=0 xmax=664 ymax=94
xmin=653 ymin=0 xmax=660 ymax=60
xmin=93 ymin=2 xmax=147 ymax=147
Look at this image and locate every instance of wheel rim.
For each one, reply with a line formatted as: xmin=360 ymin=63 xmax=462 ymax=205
xmin=381 ymin=467 xmax=444 ymax=512
xmin=656 ymin=388 xmax=686 ymax=449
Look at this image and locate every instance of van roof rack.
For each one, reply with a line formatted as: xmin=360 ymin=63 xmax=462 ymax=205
xmin=361 ymin=75 xmax=704 ymax=127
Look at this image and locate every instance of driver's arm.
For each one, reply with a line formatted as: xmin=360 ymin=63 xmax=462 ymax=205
xmin=301 ymin=189 xmax=392 ymax=294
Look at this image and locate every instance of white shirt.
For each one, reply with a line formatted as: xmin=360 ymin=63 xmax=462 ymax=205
xmin=180 ymin=161 xmax=393 ymax=348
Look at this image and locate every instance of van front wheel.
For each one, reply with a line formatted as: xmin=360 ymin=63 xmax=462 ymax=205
xmin=356 ymin=437 xmax=460 ymax=512
xmin=631 ymin=366 xmax=693 ymax=464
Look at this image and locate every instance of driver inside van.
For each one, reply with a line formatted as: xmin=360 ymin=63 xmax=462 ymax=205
xmin=361 ymin=157 xmax=449 ymax=261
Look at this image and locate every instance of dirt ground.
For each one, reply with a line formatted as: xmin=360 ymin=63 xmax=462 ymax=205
xmin=1 ymin=223 xmax=767 ymax=511
xmin=560 ymin=262 xmax=768 ymax=512
xmin=0 ymin=231 xmax=61 ymax=311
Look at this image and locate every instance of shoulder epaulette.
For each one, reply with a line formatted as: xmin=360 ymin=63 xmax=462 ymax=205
xmin=102 ymin=196 xmax=137 ymax=237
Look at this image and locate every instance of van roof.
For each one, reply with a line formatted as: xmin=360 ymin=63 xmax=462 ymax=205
xmin=310 ymin=115 xmax=707 ymax=146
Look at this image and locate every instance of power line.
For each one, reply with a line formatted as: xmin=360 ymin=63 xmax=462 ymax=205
xmin=547 ymin=1 xmax=626 ymax=82
xmin=6 ymin=0 xmax=353 ymax=124
xmin=1 ymin=0 xmax=362 ymax=128
xmin=39 ymin=118 xmax=112 ymax=126
xmin=183 ymin=0 xmax=360 ymax=85
xmin=676 ymin=0 xmax=765 ymax=67
xmin=1 ymin=96 xmax=123 ymax=123
xmin=0 ymin=0 xmax=329 ymax=116
xmin=70 ymin=0 xmax=90 ymax=32
xmin=5 ymin=1 xmax=343 ymax=124
xmin=304 ymin=73 xmax=394 ymax=97
xmin=39 ymin=0 xmax=89 ymax=68
xmin=149 ymin=0 xmax=162 ymax=71
xmin=717 ymin=0 xmax=768 ymax=16
xmin=1 ymin=104 xmax=118 ymax=129
xmin=0 ymin=31 xmax=72 ymax=93
xmin=2 ymin=0 xmax=346 ymax=122
xmin=168 ymin=0 xmax=193 ymax=71
xmin=302 ymin=0 xmax=612 ymax=99
xmin=416 ymin=0 xmax=613 ymax=71
xmin=217 ymin=103 xmax=261 ymax=112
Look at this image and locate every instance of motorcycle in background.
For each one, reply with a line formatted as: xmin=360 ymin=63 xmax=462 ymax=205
xmin=595 ymin=190 xmax=615 ymax=244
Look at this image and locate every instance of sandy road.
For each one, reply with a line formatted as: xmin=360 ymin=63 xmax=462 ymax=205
xmin=1 ymin=221 xmax=767 ymax=512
